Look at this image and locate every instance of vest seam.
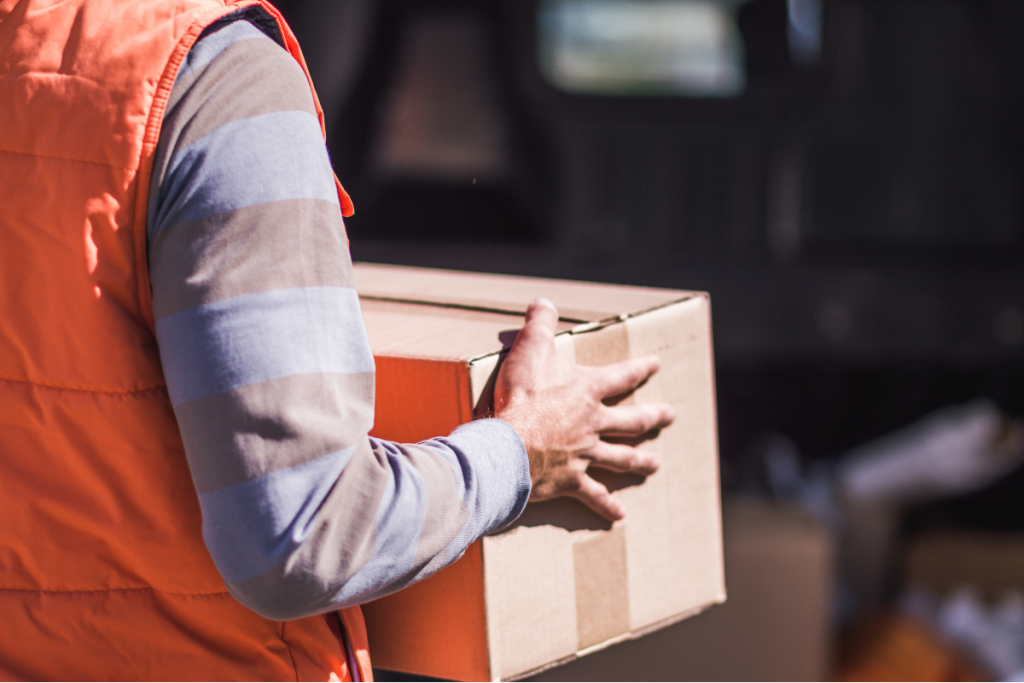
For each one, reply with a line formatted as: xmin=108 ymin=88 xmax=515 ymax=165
xmin=278 ymin=621 xmax=303 ymax=682
xmin=0 ymin=375 xmax=166 ymax=395
xmin=0 ymin=146 xmax=135 ymax=171
xmin=0 ymin=586 xmax=229 ymax=596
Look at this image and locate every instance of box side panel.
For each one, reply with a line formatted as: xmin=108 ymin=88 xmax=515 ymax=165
xmin=482 ymin=528 xmax=579 ymax=681
xmin=481 ymin=302 xmax=725 ymax=679
xmin=618 ymin=296 xmax=726 ymax=630
xmin=363 ymin=355 xmax=488 ymax=680
xmin=469 ymin=354 xmax=500 ymax=417
xmin=370 ymin=356 xmax=474 ymax=442
xmin=362 ymin=541 xmax=490 ymax=681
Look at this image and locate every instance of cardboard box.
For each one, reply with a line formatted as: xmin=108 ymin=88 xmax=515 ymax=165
xmin=353 ymin=264 xmax=725 ymax=681
xmin=531 ymin=498 xmax=835 ymax=682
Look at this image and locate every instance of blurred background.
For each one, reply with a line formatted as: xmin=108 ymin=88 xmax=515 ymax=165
xmin=270 ymin=0 xmax=1024 ymax=678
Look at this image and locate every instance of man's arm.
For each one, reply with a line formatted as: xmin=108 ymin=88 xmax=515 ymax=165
xmin=147 ymin=15 xmax=673 ymax=622
xmin=148 ymin=18 xmax=529 ymax=619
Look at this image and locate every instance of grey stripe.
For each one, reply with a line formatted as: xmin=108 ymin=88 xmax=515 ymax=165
xmin=224 ymin=424 xmax=527 ymax=618
xmin=176 ymin=371 xmax=375 ymax=493
xmin=430 ymin=419 xmax=532 ymax=563
xmin=200 ymin=445 xmax=359 ymax=582
xmin=152 ymin=110 xmax=337 ymax=234
xmin=282 ymin=439 xmax=468 ymax=608
xmin=150 ymin=200 xmax=351 ymax=320
xmin=226 ymin=439 xmax=392 ymax=619
xmin=168 ymin=35 xmax=317 ymax=154
xmin=156 ymin=286 xmax=374 ymax=406
xmin=152 ymin=22 xmax=315 ymax=237
xmin=177 ymin=20 xmax=269 ymax=85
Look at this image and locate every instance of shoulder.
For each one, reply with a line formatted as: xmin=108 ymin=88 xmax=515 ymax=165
xmin=147 ymin=17 xmax=323 ymax=242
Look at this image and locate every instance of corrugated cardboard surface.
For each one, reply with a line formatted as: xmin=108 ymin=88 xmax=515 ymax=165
xmin=354 ymin=265 xmax=724 ymax=681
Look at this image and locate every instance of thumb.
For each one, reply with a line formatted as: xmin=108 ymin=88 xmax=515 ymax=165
xmin=522 ymin=297 xmax=559 ymax=336
xmin=504 ymin=298 xmax=558 ymax=371
xmin=496 ymin=298 xmax=559 ymax=408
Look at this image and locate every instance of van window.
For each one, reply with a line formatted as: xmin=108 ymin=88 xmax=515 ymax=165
xmin=538 ymin=0 xmax=748 ymax=96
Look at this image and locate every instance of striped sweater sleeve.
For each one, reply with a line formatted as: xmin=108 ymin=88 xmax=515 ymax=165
xmin=146 ymin=16 xmax=530 ymax=620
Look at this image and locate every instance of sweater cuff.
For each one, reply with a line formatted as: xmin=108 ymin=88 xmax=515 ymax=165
xmin=445 ymin=418 xmax=531 ymax=532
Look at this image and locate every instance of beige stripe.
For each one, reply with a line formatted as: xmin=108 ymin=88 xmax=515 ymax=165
xmin=225 ymin=438 xmax=392 ymax=619
xmin=150 ymin=199 xmax=351 ymax=320
xmin=149 ymin=33 xmax=317 ymax=221
xmin=175 ymin=371 xmax=375 ymax=492
xmin=409 ymin=445 xmax=472 ymax=573
xmin=225 ymin=439 xmax=478 ymax=618
xmin=166 ymin=34 xmax=316 ymax=150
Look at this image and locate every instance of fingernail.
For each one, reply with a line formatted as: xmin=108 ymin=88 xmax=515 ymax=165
xmin=534 ymin=297 xmax=556 ymax=311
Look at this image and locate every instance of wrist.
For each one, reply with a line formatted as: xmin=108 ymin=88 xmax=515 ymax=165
xmin=495 ymin=405 xmax=545 ymax=491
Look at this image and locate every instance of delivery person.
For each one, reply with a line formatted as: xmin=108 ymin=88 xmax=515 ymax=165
xmin=0 ymin=0 xmax=674 ymax=679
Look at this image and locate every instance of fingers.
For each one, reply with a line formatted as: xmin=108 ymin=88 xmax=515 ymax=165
xmin=599 ymin=402 xmax=675 ymax=436
xmin=572 ymin=474 xmax=626 ymax=521
xmin=587 ymin=441 xmax=661 ymax=474
xmin=594 ymin=355 xmax=661 ymax=398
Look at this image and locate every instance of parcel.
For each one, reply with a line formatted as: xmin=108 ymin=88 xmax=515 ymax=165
xmin=353 ymin=264 xmax=725 ymax=681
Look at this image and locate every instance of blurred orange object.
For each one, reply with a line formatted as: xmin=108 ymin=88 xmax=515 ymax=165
xmin=837 ymin=613 xmax=986 ymax=682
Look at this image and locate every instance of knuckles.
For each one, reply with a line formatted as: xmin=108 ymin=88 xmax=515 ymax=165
xmin=558 ymin=470 xmax=588 ymax=495
xmin=620 ymin=451 xmax=640 ymax=470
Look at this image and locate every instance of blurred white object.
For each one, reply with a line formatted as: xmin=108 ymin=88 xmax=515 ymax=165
xmin=837 ymin=399 xmax=1023 ymax=615
xmin=937 ymin=587 xmax=1023 ymax=678
xmin=787 ymin=0 xmax=821 ymax=66
xmin=899 ymin=586 xmax=1024 ymax=680
xmin=841 ymin=399 xmax=1024 ymax=505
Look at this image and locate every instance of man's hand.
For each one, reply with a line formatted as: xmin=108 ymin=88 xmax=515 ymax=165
xmin=494 ymin=298 xmax=676 ymax=521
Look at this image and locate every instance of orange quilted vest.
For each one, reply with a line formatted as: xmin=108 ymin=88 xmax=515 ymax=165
xmin=0 ymin=0 xmax=366 ymax=678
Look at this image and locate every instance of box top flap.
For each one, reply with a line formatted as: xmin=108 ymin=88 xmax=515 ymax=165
xmin=354 ymin=263 xmax=694 ymax=323
xmin=359 ymin=299 xmax=573 ymax=362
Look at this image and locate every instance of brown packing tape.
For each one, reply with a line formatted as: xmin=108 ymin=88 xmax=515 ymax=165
xmin=574 ymin=525 xmax=631 ymax=651
xmin=570 ymin=322 xmax=634 ymax=652
xmin=571 ymin=319 xmax=630 ymax=366
xmin=571 ymin=320 xmax=636 ymax=405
